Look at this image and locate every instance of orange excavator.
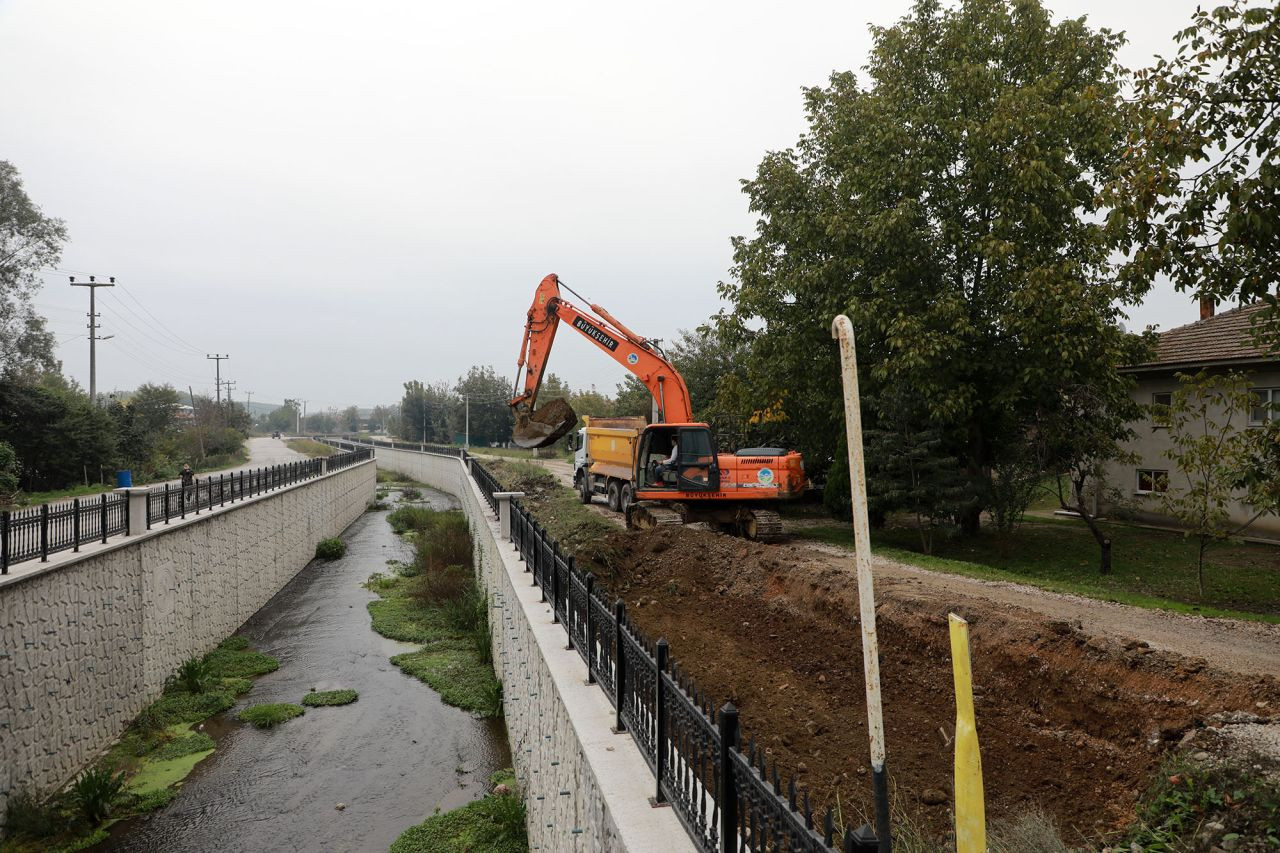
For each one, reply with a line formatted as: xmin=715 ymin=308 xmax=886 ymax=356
xmin=509 ymin=273 xmax=806 ymax=541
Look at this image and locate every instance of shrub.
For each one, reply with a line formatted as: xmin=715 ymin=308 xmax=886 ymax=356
xmin=171 ymin=656 xmax=213 ymax=694
xmin=70 ymin=765 xmax=125 ymax=823
xmin=315 ymin=537 xmax=346 ymax=560
xmin=400 ymin=487 xmax=422 ymax=501
xmin=219 ymin=635 xmax=250 ymax=651
xmin=301 ymin=689 xmax=358 ymax=707
xmin=414 ymin=565 xmax=472 ymax=610
xmin=3 ymin=788 xmax=59 ymax=840
xmin=238 ymin=703 xmax=305 ymax=728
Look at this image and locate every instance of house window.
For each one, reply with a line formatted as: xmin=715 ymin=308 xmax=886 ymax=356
xmin=1249 ymin=388 xmax=1278 ymax=426
xmin=1151 ymin=391 xmax=1172 ymax=428
xmin=1136 ymin=469 xmax=1168 ymax=495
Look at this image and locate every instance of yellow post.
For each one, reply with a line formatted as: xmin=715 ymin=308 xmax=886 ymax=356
xmin=949 ymin=613 xmax=986 ymax=853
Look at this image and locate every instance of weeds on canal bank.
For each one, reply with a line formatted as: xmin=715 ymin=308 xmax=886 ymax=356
xmin=369 ymin=506 xmax=501 ymax=717
xmin=1 ymin=636 xmax=280 ymax=853
xmin=315 ymin=537 xmax=346 ymax=560
xmin=389 ymin=770 xmax=527 ymax=853
xmin=238 ymin=703 xmax=305 ymax=728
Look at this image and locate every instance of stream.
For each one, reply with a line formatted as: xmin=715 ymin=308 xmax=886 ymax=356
xmin=100 ymin=487 xmax=510 ymax=852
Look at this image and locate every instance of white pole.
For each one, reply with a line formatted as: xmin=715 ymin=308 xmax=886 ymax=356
xmin=831 ymin=314 xmax=892 ymax=851
xmin=464 ymin=394 xmax=470 ymax=448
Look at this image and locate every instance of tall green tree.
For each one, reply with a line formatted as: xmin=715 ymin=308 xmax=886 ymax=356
xmin=341 ymin=405 xmax=361 ymax=433
xmin=0 ymin=161 xmax=65 ymax=379
xmin=453 ymin=366 xmax=513 ymax=447
xmin=400 ymin=380 xmax=455 ymax=443
xmin=1115 ymin=1 xmax=1280 ymax=346
xmin=719 ymin=0 xmax=1141 ymax=530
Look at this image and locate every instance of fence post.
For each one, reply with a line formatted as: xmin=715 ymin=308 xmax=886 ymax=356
xmin=180 ymin=479 xmax=186 ymax=518
xmin=100 ymin=493 xmax=108 ymax=543
xmin=195 ymin=479 xmax=201 ymax=515
xmin=164 ymin=483 xmax=170 ymax=524
xmin=40 ymin=503 xmax=49 ymax=561
xmin=655 ymin=638 xmax=669 ymax=805
xmin=220 ymin=474 xmax=226 ymax=507
xmin=550 ymin=544 xmax=560 ymax=624
xmin=73 ymin=498 xmax=81 ymax=552
xmin=719 ymin=703 xmax=740 ymax=853
xmin=1 ymin=510 xmax=8 ymax=574
xmin=119 ymin=488 xmax=148 ymax=536
xmin=585 ymin=573 xmax=596 ymax=684
xmin=614 ymin=599 xmax=627 ymax=733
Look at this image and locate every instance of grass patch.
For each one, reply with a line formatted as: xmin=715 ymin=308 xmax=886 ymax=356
xmin=389 ymin=770 xmax=527 ymax=853
xmin=301 ymin=689 xmax=358 ymax=707
xmin=285 ymin=438 xmax=337 ymax=457
xmin=1124 ymin=755 xmax=1280 ymax=850
xmin=367 ymin=509 xmax=502 ymax=717
xmin=203 ymin=644 xmax=280 ymax=678
xmin=479 ymin=458 xmax=619 ymax=571
xmin=315 ymin=537 xmax=346 ymax=560
xmin=794 ymin=517 xmax=1280 ymax=622
xmin=238 ymin=703 xmax=305 ymax=728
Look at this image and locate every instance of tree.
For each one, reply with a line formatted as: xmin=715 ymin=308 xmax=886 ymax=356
xmin=453 ymin=366 xmax=513 ymax=447
xmin=1161 ymin=370 xmax=1280 ymax=595
xmin=0 ymin=374 xmax=115 ymax=490
xmin=864 ymin=392 xmax=968 ymax=554
xmin=0 ymin=161 xmax=66 ymax=379
xmin=109 ymin=384 xmax=180 ymax=476
xmin=719 ymin=0 xmax=1141 ymax=532
xmin=265 ymin=403 xmax=297 ymax=434
xmin=0 ymin=440 xmax=21 ymax=504
xmin=1033 ymin=382 xmax=1143 ymax=573
xmin=401 ymin=380 xmax=455 ymax=443
xmin=1115 ymin=1 xmax=1280 ymax=346
xmin=341 ymin=405 xmax=361 ymax=433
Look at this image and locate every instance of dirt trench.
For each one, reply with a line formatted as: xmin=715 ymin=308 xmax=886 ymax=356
xmin=588 ymin=527 xmax=1280 ymax=843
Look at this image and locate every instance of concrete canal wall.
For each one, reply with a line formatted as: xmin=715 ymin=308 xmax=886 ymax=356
xmin=372 ymin=445 xmax=693 ymax=853
xmin=0 ymin=460 xmax=376 ymax=822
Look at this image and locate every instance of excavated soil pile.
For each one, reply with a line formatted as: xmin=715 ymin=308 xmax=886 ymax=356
xmin=598 ymin=527 xmax=1280 ymax=841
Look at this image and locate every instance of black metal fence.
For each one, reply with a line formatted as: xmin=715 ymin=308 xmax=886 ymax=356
xmin=1 ymin=448 xmax=374 ymax=574
xmin=0 ymin=493 xmax=128 ymax=571
xmin=365 ymin=439 xmax=869 ymax=852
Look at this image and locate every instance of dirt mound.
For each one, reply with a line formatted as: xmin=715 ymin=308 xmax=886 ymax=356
xmin=512 ymin=397 xmax=577 ymax=448
xmin=597 ymin=526 xmax=1280 ymax=844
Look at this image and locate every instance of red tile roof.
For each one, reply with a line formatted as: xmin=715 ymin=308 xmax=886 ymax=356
xmin=1133 ymin=302 xmax=1276 ymax=369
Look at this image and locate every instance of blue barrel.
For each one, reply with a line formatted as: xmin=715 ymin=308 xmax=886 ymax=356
xmin=116 ymin=470 xmax=133 ymax=488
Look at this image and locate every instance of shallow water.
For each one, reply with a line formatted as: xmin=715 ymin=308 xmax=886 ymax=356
xmin=101 ymin=487 xmax=510 ymax=853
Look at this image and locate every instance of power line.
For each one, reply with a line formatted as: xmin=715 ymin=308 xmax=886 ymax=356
xmin=110 ymin=283 xmax=207 ymax=355
xmin=95 ymin=295 xmax=208 ymax=358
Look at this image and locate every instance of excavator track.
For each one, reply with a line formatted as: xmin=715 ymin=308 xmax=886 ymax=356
xmin=628 ymin=502 xmax=684 ymax=531
xmin=742 ymin=509 xmax=784 ymax=543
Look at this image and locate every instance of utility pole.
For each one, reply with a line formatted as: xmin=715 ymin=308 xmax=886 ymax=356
xmin=207 ymin=354 xmax=229 ymax=403
xmin=461 ymin=394 xmax=470 ymax=448
xmin=244 ymin=390 xmax=253 ymax=411
xmin=221 ymin=380 xmax=237 ymax=409
xmin=69 ymin=276 xmax=116 ymax=405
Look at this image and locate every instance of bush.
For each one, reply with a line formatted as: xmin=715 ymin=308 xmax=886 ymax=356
xmin=70 ymin=765 xmax=125 ymax=823
xmin=170 ymin=656 xmax=213 ymax=694
xmin=315 ymin=537 xmax=346 ymax=560
xmin=2 ymin=788 xmax=59 ymax=840
xmin=301 ymin=689 xmax=358 ymax=707
xmin=238 ymin=703 xmax=305 ymax=728
xmin=400 ymin=487 xmax=422 ymax=501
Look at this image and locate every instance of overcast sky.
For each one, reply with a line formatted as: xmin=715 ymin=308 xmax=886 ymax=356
xmin=2 ymin=0 xmax=1213 ymax=412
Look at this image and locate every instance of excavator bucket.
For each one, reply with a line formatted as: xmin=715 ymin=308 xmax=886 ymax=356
xmin=512 ymin=397 xmax=578 ymax=449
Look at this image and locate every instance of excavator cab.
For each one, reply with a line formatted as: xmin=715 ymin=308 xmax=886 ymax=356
xmin=637 ymin=425 xmax=719 ymax=492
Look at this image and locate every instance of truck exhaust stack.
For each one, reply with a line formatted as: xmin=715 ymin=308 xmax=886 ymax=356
xmin=512 ymin=397 xmax=578 ymax=448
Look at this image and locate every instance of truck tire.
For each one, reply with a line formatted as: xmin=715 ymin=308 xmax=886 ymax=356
xmin=578 ymin=474 xmax=592 ymax=504
xmin=606 ymin=480 xmax=621 ymax=512
xmin=619 ymin=483 xmax=633 ymax=515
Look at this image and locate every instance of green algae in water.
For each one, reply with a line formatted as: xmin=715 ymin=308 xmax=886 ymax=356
xmin=300 ymin=689 xmax=358 ymax=707
xmin=125 ymin=747 xmax=215 ymax=796
xmin=238 ymin=703 xmax=305 ymax=728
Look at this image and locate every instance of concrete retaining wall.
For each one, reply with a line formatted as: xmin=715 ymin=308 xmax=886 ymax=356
xmin=0 ymin=460 xmax=375 ymax=821
xmin=373 ymin=446 xmax=693 ymax=853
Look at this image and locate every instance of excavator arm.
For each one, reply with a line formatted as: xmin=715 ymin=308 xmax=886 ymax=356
xmin=510 ymin=273 xmax=693 ymax=447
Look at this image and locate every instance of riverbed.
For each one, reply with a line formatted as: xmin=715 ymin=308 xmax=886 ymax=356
xmin=101 ymin=487 xmax=509 ymax=852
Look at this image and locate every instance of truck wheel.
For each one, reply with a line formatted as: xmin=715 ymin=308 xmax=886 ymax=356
xmin=606 ymin=480 xmax=621 ymax=512
xmin=578 ymin=475 xmax=592 ymax=505
xmin=619 ymin=483 xmax=633 ymax=515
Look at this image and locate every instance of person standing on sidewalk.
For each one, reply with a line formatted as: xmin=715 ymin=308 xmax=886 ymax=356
xmin=180 ymin=463 xmax=195 ymax=505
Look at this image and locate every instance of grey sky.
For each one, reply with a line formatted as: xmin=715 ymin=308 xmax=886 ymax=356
xmin=2 ymin=0 xmax=1209 ymax=412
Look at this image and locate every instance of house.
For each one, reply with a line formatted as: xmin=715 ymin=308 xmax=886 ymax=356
xmin=1102 ymin=300 xmax=1280 ymax=541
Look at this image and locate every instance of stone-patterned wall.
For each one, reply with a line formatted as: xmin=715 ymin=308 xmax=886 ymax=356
xmin=372 ymin=446 xmax=692 ymax=853
xmin=0 ymin=461 xmax=375 ymax=822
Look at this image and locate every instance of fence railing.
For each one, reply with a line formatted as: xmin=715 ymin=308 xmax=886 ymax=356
xmin=1 ymin=447 xmax=374 ymax=574
xmin=368 ymin=439 xmax=867 ymax=852
xmin=0 ymin=493 xmax=128 ymax=572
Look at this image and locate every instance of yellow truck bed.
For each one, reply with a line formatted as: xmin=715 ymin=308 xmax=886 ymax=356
xmin=583 ymin=416 xmax=645 ymax=482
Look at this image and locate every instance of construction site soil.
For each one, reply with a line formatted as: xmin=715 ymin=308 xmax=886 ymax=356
xmin=583 ymin=526 xmax=1280 ymax=844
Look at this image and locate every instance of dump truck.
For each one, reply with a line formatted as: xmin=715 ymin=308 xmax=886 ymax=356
xmin=509 ymin=273 xmax=806 ymax=541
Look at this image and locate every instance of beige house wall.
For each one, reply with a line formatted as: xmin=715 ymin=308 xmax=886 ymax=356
xmin=1101 ymin=365 xmax=1280 ymax=542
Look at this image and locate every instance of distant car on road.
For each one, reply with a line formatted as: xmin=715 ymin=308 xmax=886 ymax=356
xmin=272 ymin=431 xmax=281 ymax=439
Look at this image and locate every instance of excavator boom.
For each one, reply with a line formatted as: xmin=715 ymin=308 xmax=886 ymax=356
xmin=510 ymin=273 xmax=693 ymax=447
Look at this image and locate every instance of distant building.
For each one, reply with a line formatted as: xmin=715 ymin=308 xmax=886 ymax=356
xmin=175 ymin=404 xmax=195 ymax=422
xmin=1102 ymin=300 xmax=1279 ymax=541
